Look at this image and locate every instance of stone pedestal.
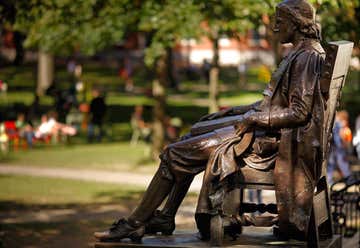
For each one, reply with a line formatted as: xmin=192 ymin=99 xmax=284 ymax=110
xmin=94 ymin=227 xmax=342 ymax=247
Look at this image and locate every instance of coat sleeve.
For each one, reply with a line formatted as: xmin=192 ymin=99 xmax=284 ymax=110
xmin=247 ymin=51 xmax=322 ymax=129
xmin=231 ymin=100 xmax=263 ymax=115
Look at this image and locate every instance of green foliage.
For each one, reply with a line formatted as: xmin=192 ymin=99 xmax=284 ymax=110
xmin=14 ymin=0 xmax=134 ymax=55
xmin=13 ymin=0 xmax=202 ymax=65
xmin=197 ymin=0 xmax=276 ymax=39
xmin=13 ymin=0 xmax=277 ymax=66
xmin=139 ymin=0 xmax=202 ymax=66
xmin=311 ymin=0 xmax=360 ymax=47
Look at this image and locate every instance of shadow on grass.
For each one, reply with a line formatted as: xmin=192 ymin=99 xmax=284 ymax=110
xmin=0 ymin=188 xmax=144 ymax=211
xmin=0 ymin=219 xmax=111 ymax=248
xmin=0 ymin=190 xmax=144 ymax=248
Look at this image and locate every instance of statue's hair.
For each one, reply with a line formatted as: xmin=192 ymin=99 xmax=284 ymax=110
xmin=277 ymin=0 xmax=321 ymax=40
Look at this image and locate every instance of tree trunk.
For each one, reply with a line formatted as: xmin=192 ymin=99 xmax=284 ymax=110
xmin=166 ymin=47 xmax=178 ymax=90
xmin=152 ymin=53 xmax=167 ymax=160
xmin=209 ymin=37 xmax=219 ymax=113
xmin=37 ymin=50 xmax=54 ymax=96
xmin=13 ymin=31 xmax=25 ymax=66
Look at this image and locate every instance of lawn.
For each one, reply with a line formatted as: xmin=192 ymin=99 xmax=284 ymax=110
xmin=0 ymin=174 xmax=198 ymax=248
xmin=0 ymin=175 xmax=145 ymax=248
xmin=1 ymin=142 xmax=157 ymax=173
xmin=0 ymin=174 xmax=144 ymax=207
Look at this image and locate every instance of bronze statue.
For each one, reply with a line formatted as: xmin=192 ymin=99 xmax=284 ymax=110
xmin=94 ymin=0 xmax=326 ymax=242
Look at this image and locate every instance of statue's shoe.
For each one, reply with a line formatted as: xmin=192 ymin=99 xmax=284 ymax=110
xmin=94 ymin=218 xmax=145 ymax=242
xmin=145 ymin=210 xmax=175 ymax=235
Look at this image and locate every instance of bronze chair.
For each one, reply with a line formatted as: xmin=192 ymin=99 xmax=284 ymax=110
xmin=209 ymin=41 xmax=354 ymax=247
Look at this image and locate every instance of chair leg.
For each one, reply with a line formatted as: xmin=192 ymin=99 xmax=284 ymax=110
xmin=210 ymin=214 xmax=224 ymax=247
xmin=307 ymin=205 xmax=320 ymax=248
xmin=239 ymin=189 xmax=244 ymax=214
xmin=319 ymin=177 xmax=334 ymax=239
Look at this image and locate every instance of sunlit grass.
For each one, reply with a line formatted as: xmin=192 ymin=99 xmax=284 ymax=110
xmin=0 ymin=174 xmax=144 ymax=205
xmin=1 ymin=142 xmax=156 ymax=173
xmin=0 ymin=92 xmax=53 ymax=106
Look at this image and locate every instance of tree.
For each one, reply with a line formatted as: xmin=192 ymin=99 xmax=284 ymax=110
xmin=311 ymin=0 xmax=360 ymax=88
xmin=14 ymin=0 xmax=135 ymax=95
xmin=311 ymin=0 xmax=359 ymax=45
xmin=14 ymin=0 xmax=201 ymax=158
xmin=12 ymin=0 xmax=278 ymax=158
xmin=0 ymin=0 xmax=26 ymax=65
xmin=196 ymin=0 xmax=276 ymax=112
xmin=137 ymin=0 xmax=202 ymax=159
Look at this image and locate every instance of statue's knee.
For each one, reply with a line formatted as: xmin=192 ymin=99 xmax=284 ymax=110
xmin=159 ymin=149 xmax=175 ymax=181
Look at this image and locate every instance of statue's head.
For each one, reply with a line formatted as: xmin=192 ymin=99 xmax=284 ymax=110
xmin=274 ymin=0 xmax=320 ymax=44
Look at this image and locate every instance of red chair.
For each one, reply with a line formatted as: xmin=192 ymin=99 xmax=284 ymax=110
xmin=4 ymin=121 xmax=20 ymax=148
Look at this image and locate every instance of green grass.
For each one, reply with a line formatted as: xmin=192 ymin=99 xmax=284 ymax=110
xmin=220 ymin=92 xmax=262 ymax=106
xmin=1 ymin=142 xmax=156 ymax=173
xmin=0 ymin=91 xmax=54 ymax=107
xmin=0 ymin=174 xmax=144 ymax=206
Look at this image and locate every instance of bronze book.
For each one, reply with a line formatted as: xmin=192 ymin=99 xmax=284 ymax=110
xmin=190 ymin=115 xmax=244 ymax=136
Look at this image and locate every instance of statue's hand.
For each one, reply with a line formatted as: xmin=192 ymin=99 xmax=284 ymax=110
xmin=235 ymin=111 xmax=255 ymax=136
xmin=235 ymin=122 xmax=250 ymax=136
xmin=199 ymin=108 xmax=232 ymax=122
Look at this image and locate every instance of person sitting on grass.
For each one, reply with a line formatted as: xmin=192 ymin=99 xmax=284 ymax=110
xmin=35 ymin=112 xmax=76 ymax=143
xmin=15 ymin=113 xmax=35 ymax=148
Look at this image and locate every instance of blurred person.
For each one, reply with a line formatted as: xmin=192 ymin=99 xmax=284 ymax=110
xmin=54 ymin=89 xmax=72 ymax=123
xmin=27 ymin=94 xmax=41 ymax=125
xmin=248 ymin=189 xmax=262 ymax=204
xmin=88 ymin=89 xmax=107 ymax=143
xmin=67 ymin=58 xmax=76 ymax=76
xmin=35 ymin=112 xmax=76 ymax=141
xmin=119 ymin=58 xmax=134 ymax=92
xmin=35 ymin=114 xmax=56 ymax=139
xmin=248 ymin=189 xmax=263 ymax=217
xmin=130 ymin=105 xmax=152 ymax=146
xmin=66 ymin=106 xmax=83 ymax=130
xmin=165 ymin=116 xmax=182 ymax=143
xmin=0 ymin=123 xmax=9 ymax=154
xmin=352 ymin=114 xmax=360 ymax=160
xmin=202 ymin=59 xmax=211 ymax=84
xmin=15 ymin=113 xmax=34 ymax=148
xmin=0 ymin=80 xmax=8 ymax=106
xmin=327 ymin=111 xmax=352 ymax=184
xmin=338 ymin=111 xmax=352 ymax=149
xmin=237 ymin=63 xmax=247 ymax=87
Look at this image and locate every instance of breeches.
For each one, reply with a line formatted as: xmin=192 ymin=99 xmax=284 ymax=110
xmin=160 ymin=126 xmax=236 ymax=182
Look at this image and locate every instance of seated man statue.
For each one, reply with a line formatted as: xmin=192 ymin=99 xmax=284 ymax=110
xmin=95 ymin=0 xmax=325 ymax=242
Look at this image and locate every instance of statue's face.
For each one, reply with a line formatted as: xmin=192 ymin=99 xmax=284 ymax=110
xmin=273 ymin=8 xmax=296 ymax=44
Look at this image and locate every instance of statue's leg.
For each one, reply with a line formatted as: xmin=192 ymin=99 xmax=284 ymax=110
xmin=161 ymin=176 xmax=193 ymax=217
xmin=145 ymin=176 xmax=193 ymax=235
xmin=129 ymin=167 xmax=174 ymax=223
xmin=146 ymin=126 xmax=236 ymax=234
xmin=94 ymin=167 xmax=173 ymax=241
xmin=94 ymin=126 xmax=236 ymax=241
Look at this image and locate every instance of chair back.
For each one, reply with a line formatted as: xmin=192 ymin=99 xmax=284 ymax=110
xmin=320 ymin=41 xmax=354 ymax=177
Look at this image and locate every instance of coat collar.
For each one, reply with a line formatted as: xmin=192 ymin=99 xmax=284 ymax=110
xmin=270 ymin=39 xmax=322 ymax=99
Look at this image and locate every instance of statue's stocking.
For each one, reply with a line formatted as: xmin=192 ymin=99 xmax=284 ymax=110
xmin=161 ymin=177 xmax=193 ymax=217
xmin=129 ymin=168 xmax=173 ymax=223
